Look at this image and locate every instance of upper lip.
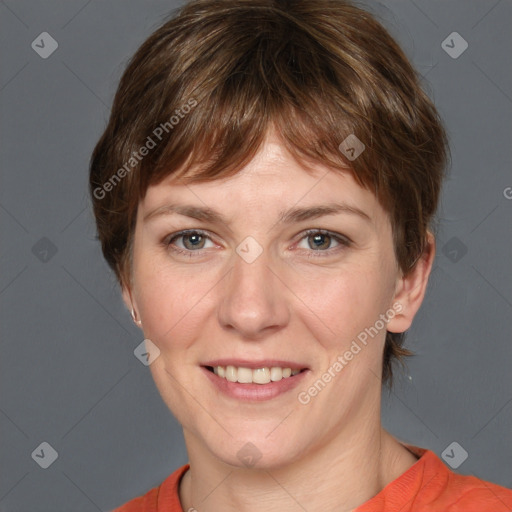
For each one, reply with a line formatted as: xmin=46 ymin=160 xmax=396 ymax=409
xmin=202 ymin=359 xmax=308 ymax=370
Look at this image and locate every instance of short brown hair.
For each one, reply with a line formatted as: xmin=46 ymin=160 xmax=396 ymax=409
xmin=89 ymin=0 xmax=448 ymax=386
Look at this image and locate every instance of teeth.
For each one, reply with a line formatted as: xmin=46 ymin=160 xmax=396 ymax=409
xmin=237 ymin=367 xmax=253 ymax=383
xmin=270 ymin=367 xmax=282 ymax=381
xmin=226 ymin=365 xmax=237 ymax=382
xmin=253 ymin=368 xmax=270 ymax=384
xmin=210 ymin=365 xmax=302 ymax=384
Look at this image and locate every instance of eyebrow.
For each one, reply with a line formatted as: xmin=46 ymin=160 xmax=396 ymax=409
xmin=143 ymin=202 xmax=371 ymax=225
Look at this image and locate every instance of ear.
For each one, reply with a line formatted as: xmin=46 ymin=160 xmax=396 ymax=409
xmin=122 ymin=284 xmax=142 ymax=327
xmin=386 ymin=232 xmax=435 ymax=334
xmin=121 ymin=284 xmax=134 ymax=312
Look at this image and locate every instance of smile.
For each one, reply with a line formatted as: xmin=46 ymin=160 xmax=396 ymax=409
xmin=201 ymin=361 xmax=309 ymax=401
xmin=206 ymin=365 xmax=302 ymax=384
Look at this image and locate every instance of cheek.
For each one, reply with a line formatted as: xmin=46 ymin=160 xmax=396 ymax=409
xmin=133 ymin=260 xmax=221 ymax=350
xmin=291 ymin=263 xmax=393 ymax=348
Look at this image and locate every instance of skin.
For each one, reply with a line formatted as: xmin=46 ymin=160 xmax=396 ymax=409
xmin=123 ymin=133 xmax=435 ymax=512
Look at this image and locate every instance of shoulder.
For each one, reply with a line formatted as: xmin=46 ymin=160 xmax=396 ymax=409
xmin=110 ymin=464 xmax=189 ymax=512
xmin=358 ymin=445 xmax=512 ymax=512
xmin=437 ymin=468 xmax=512 ymax=511
xmin=408 ymin=447 xmax=512 ymax=512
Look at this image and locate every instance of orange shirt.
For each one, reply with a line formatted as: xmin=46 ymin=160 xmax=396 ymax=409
xmin=111 ymin=445 xmax=512 ymax=511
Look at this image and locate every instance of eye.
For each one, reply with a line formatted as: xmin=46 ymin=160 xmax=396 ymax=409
xmin=162 ymin=228 xmax=350 ymax=259
xmin=296 ymin=229 xmax=351 ymax=254
xmin=165 ymin=230 xmax=216 ymax=255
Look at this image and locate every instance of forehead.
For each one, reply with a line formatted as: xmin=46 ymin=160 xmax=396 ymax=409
xmin=139 ymin=137 xmax=386 ymax=228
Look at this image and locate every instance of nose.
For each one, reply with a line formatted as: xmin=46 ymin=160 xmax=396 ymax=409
xmin=217 ymin=248 xmax=291 ymax=340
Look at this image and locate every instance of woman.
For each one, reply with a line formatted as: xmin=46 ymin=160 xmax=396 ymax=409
xmin=89 ymin=0 xmax=512 ymax=510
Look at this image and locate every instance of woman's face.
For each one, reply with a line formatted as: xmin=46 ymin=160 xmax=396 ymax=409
xmin=125 ymin=135 xmax=413 ymax=469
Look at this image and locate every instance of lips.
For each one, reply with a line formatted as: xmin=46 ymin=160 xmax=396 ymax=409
xmin=200 ymin=359 xmax=309 ymax=401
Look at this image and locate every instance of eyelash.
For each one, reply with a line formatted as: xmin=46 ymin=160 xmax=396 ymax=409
xmin=162 ymin=229 xmax=351 ymax=259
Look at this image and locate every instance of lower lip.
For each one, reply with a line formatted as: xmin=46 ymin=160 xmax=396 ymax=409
xmin=201 ymin=367 xmax=309 ymax=401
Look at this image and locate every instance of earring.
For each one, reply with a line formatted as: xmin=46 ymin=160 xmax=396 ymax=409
xmin=131 ymin=308 xmax=142 ymax=326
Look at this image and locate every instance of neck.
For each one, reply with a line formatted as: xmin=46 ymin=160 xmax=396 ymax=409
xmin=179 ymin=401 xmax=417 ymax=512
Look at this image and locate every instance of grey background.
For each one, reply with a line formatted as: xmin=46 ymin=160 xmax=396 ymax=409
xmin=0 ymin=0 xmax=511 ymax=510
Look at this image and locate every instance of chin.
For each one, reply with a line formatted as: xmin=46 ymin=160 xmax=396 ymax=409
xmin=204 ymin=430 xmax=305 ymax=471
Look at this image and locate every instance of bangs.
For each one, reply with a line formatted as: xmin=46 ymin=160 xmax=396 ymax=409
xmin=146 ymin=96 xmax=360 ymax=189
xmin=133 ymin=6 xmax=376 ymax=197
